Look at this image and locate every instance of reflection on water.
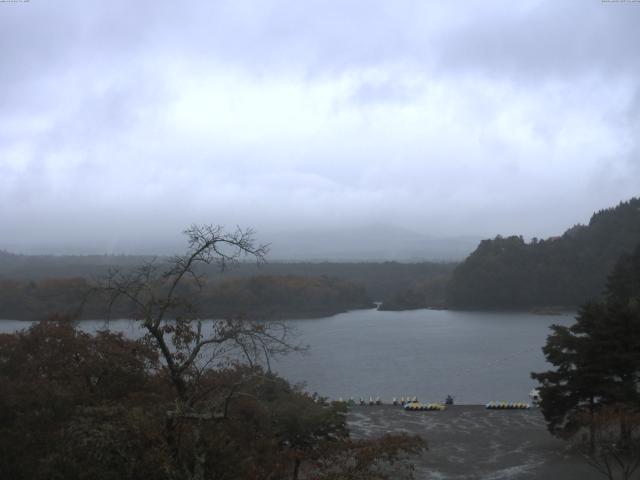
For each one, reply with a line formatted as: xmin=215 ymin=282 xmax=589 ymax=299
xmin=0 ymin=308 xmax=574 ymax=404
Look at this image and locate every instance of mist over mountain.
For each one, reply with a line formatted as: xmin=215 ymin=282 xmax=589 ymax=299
xmin=4 ymin=225 xmax=480 ymax=262
xmin=262 ymin=225 xmax=480 ymax=262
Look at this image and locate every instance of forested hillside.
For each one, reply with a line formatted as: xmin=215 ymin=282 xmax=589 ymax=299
xmin=0 ymin=253 xmax=454 ymax=308
xmin=198 ymin=275 xmax=373 ymax=319
xmin=0 ymin=275 xmax=372 ymax=321
xmin=446 ymin=197 xmax=640 ymax=309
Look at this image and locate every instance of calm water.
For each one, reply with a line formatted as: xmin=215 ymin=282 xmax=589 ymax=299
xmin=0 ymin=308 xmax=574 ymax=404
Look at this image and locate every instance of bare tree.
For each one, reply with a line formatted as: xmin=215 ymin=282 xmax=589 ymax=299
xmin=576 ymin=406 xmax=640 ymax=480
xmin=96 ymin=224 xmax=301 ymax=479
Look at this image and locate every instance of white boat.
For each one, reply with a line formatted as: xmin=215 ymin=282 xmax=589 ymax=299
xmin=529 ymin=389 xmax=541 ymax=405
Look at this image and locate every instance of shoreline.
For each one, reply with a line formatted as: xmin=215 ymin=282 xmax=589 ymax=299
xmin=0 ymin=305 xmax=577 ymax=322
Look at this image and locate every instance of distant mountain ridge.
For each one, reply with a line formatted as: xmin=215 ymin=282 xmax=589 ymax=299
xmin=264 ymin=225 xmax=480 ymax=261
xmin=446 ymin=197 xmax=640 ymax=309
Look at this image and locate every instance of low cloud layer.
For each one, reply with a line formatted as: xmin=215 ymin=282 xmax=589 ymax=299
xmin=1 ymin=0 xmax=639 ymax=255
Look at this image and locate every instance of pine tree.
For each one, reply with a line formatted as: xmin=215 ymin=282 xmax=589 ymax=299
xmin=532 ymin=244 xmax=640 ymax=448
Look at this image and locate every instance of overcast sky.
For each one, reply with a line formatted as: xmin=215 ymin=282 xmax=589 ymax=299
xmin=1 ymin=0 xmax=639 ymax=254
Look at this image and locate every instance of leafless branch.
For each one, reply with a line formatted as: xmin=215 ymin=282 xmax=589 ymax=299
xmin=95 ymin=225 xmax=294 ymax=406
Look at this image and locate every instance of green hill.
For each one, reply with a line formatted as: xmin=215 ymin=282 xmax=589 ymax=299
xmin=446 ymin=197 xmax=640 ymax=309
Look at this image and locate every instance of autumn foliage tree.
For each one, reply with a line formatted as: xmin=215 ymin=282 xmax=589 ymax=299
xmin=0 ymin=317 xmax=167 ymax=480
xmin=0 ymin=318 xmax=425 ymax=480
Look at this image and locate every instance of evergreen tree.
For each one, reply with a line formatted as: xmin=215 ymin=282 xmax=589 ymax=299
xmin=448 ymin=197 xmax=640 ymax=309
xmin=532 ymin=244 xmax=640 ymax=447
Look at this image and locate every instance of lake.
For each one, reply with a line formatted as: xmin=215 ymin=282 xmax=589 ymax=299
xmin=0 ymin=308 xmax=574 ymax=404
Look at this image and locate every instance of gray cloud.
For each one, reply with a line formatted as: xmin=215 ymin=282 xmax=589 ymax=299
xmin=434 ymin=2 xmax=640 ymax=79
xmin=1 ymin=0 xmax=639 ymax=256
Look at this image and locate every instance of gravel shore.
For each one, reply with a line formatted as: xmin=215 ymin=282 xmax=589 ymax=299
xmin=347 ymin=405 xmax=602 ymax=480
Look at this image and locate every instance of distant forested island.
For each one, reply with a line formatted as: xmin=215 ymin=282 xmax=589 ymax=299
xmin=446 ymin=197 xmax=640 ymax=309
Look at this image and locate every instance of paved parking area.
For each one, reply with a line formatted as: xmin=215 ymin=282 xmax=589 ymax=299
xmin=347 ymin=405 xmax=602 ymax=480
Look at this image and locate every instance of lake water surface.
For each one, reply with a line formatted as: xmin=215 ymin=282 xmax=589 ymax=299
xmin=0 ymin=308 xmax=574 ymax=404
